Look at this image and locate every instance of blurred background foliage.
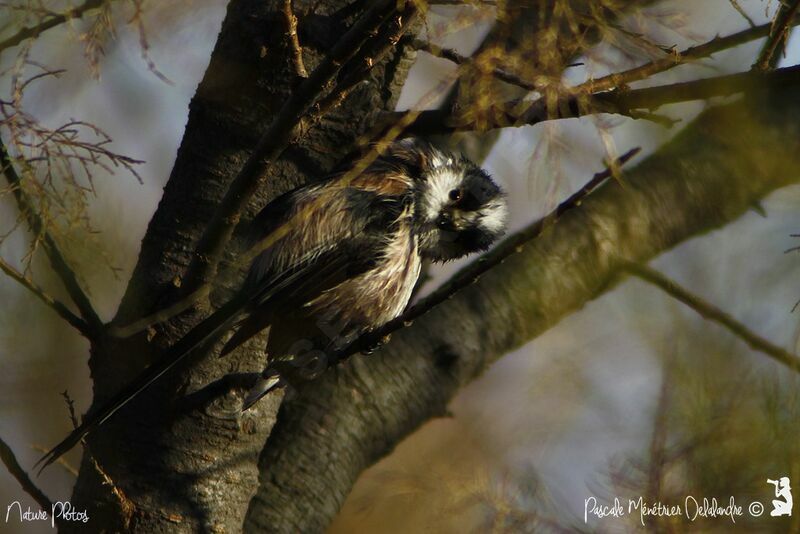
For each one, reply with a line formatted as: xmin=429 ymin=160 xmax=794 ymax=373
xmin=1 ymin=0 xmax=799 ymax=532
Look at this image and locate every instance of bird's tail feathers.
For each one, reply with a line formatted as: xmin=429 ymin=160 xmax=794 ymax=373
xmin=35 ymin=294 xmax=249 ymax=474
xmin=241 ymin=372 xmax=283 ymax=411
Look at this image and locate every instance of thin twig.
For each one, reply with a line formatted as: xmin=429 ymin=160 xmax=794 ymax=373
xmin=0 ymin=0 xmax=110 ymax=54
xmin=623 ymin=262 xmax=800 ymax=374
xmin=107 ymin=284 xmax=210 ymax=338
xmin=0 ymin=137 xmax=103 ymax=334
xmin=728 ymin=0 xmax=757 ymax=28
xmin=283 ymin=0 xmax=308 ymax=78
xmin=0 ymin=256 xmax=90 ymax=336
xmin=61 ymin=390 xmax=79 ymax=429
xmin=0 ymin=436 xmax=51 ymax=510
xmin=90 ymin=456 xmax=135 ymax=524
xmin=411 ymin=38 xmax=540 ymax=91
xmin=181 ymin=0 xmax=417 ymax=292
xmin=313 ymin=10 xmax=422 ymax=118
xmin=754 ymin=0 xmax=800 ymax=71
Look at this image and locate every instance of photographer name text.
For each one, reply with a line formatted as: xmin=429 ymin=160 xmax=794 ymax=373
xmin=584 ymin=495 xmax=758 ymax=525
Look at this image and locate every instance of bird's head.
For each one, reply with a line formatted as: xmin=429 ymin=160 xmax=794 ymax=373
xmin=384 ymin=139 xmax=508 ymax=262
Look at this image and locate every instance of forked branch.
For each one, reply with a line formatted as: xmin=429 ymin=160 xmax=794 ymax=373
xmin=0 ymin=0 xmax=111 ymax=54
xmin=754 ymin=0 xmax=800 ymax=71
xmin=395 ymin=64 xmax=800 ymax=135
xmin=414 ymin=16 xmax=800 ymax=95
xmin=0 ymin=138 xmax=102 ymax=335
xmin=0 ymin=256 xmax=90 ymax=336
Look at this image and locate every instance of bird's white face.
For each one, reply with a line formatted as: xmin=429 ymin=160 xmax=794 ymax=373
xmin=416 ymin=149 xmax=508 ymax=262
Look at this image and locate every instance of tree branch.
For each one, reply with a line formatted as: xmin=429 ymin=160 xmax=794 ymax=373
xmin=754 ymin=0 xmax=800 ymax=71
xmin=393 ymin=63 xmax=800 ymax=135
xmin=584 ymin=15 xmax=800 ymax=93
xmin=0 ymin=138 xmax=102 ymax=334
xmin=623 ymin=262 xmax=800 ymax=373
xmin=0 ymin=0 xmax=110 ymax=55
xmin=0 ymin=436 xmax=51 ymax=511
xmin=313 ymin=12 xmax=421 ymax=120
xmin=413 ymin=16 xmax=800 ymax=95
xmin=246 ymin=85 xmax=800 ymax=532
xmin=727 ymin=0 xmax=757 ymax=28
xmin=410 ymin=38 xmax=544 ymax=91
xmin=282 ymin=0 xmax=307 ymax=78
xmin=181 ymin=0 xmax=418 ymax=291
xmin=0 ymin=256 xmax=90 ymax=336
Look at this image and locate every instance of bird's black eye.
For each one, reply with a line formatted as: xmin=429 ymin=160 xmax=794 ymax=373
xmin=449 ymin=189 xmax=462 ymax=202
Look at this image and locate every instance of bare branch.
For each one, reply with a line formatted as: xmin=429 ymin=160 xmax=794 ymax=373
xmin=107 ymin=285 xmax=210 ymax=338
xmin=754 ymin=0 xmax=800 ymax=71
xmin=61 ymin=390 xmax=80 ymax=429
xmin=623 ymin=262 xmax=800 ymax=373
xmin=283 ymin=0 xmax=308 ymax=78
xmin=411 ymin=37 xmax=545 ymax=91
xmin=181 ymin=0 xmax=419 ymax=291
xmin=0 ymin=0 xmax=110 ymax=55
xmin=0 ymin=137 xmax=103 ymax=334
xmin=0 ymin=255 xmax=90 ymax=336
xmin=0 ymin=436 xmax=51 ymax=510
xmin=584 ymin=16 xmax=800 ymax=93
xmin=313 ymin=12 xmax=421 ymax=119
xmin=394 ymin=63 xmax=800 ymax=135
xmin=727 ymin=0 xmax=757 ymax=28
xmin=413 ymin=17 xmax=800 ymax=97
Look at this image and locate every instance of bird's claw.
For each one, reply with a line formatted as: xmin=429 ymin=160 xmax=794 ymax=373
xmin=361 ymin=334 xmax=391 ymax=355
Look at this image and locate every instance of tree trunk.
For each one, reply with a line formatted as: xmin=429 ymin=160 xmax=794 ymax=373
xmin=67 ymin=1 xmax=416 ymax=531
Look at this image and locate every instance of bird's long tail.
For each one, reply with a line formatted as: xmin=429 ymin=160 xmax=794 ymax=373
xmin=35 ymin=294 xmax=249 ymax=474
xmin=241 ymin=372 xmax=283 ymax=411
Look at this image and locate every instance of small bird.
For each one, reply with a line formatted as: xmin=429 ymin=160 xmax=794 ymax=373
xmin=36 ymin=138 xmax=508 ymax=471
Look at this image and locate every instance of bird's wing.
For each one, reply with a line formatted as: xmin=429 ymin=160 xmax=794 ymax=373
xmin=219 ymin=241 xmax=378 ymax=357
xmin=220 ymin=182 xmax=409 ymax=355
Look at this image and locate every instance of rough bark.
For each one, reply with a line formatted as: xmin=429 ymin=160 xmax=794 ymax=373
xmin=66 ymin=0 xmax=416 ymax=532
xmin=244 ymin=86 xmax=800 ymax=532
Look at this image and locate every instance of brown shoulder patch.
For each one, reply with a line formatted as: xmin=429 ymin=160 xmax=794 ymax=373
xmin=350 ymin=170 xmax=413 ymax=196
